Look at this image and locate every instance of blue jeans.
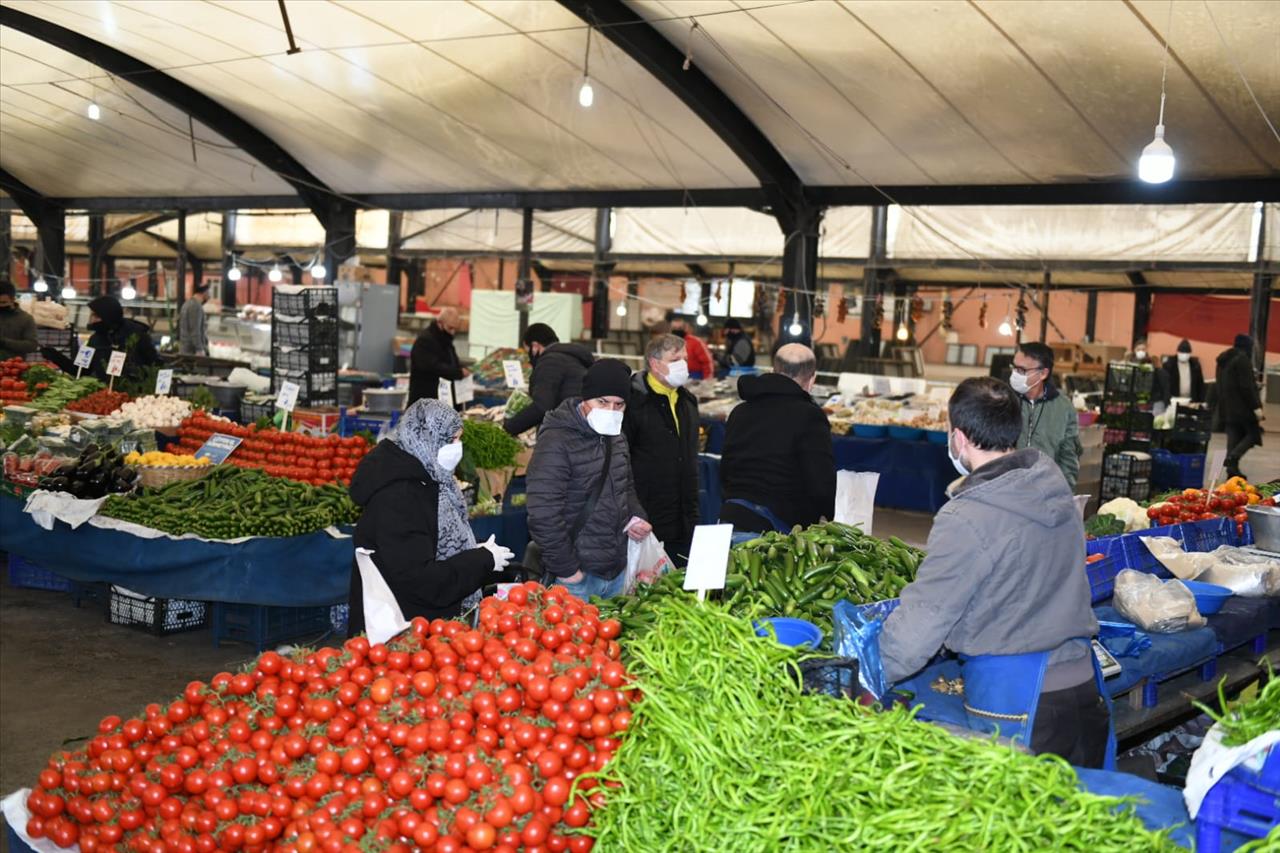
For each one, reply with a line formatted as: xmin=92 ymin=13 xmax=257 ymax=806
xmin=557 ymin=572 xmax=626 ymax=601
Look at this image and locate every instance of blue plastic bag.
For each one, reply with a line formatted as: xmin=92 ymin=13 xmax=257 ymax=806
xmin=832 ymin=598 xmax=900 ymax=701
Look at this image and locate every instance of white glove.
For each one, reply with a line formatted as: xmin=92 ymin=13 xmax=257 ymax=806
xmin=479 ymin=534 xmax=514 ymax=572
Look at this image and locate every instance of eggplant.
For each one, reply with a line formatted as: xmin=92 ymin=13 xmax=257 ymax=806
xmin=46 ymin=476 xmax=70 ymax=491
xmin=68 ymin=480 xmax=88 ymax=498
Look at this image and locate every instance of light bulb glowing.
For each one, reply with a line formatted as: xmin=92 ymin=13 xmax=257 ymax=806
xmin=87 ymin=102 xmax=101 ymax=120
xmin=227 ymin=266 xmax=242 ymax=282
xmin=61 ymin=285 xmax=77 ymax=300
xmin=268 ymin=265 xmax=283 ymax=283
xmin=120 ymin=285 xmax=137 ymax=300
xmin=615 ymin=302 xmax=627 ymax=317
xmin=578 ymin=78 xmax=594 ymax=108
xmin=788 ymin=314 xmax=802 ymax=337
xmin=310 ymin=263 xmax=326 ymax=280
xmin=998 ymin=318 xmax=1014 ymax=337
xmin=33 ymin=276 xmax=48 ymax=293
xmin=895 ymin=323 xmax=909 ymax=342
xmin=1138 ymin=125 xmax=1175 ymax=184
xmin=695 ymin=312 xmax=708 ymax=327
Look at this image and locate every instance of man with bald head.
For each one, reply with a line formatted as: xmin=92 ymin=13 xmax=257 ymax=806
xmin=409 ymin=306 xmax=470 ymax=409
xmin=719 ymin=343 xmax=836 ymax=534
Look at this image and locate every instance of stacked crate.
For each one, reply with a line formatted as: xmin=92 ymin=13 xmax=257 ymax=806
xmin=1100 ymin=362 xmax=1156 ymax=501
xmin=271 ymin=287 xmax=339 ymax=408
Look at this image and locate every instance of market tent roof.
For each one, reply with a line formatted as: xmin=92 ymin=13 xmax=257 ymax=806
xmin=1 ymin=0 xmax=1277 ymax=209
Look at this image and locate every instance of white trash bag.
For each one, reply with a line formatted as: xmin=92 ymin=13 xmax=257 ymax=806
xmin=354 ymin=548 xmax=410 ymax=645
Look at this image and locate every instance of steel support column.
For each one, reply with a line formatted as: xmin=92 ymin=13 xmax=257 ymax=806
xmin=1085 ymin=291 xmax=1098 ymax=343
xmin=778 ymin=206 xmax=823 ymax=347
xmin=591 ymin=208 xmax=614 ymax=340
xmin=147 ymin=260 xmax=159 ymax=299
xmin=323 ymin=203 xmax=357 ymax=282
xmin=87 ymin=214 xmax=105 ymax=296
xmin=386 ymin=211 xmax=405 ymax=296
xmin=516 ymin=208 xmax=534 ymax=341
xmin=221 ymin=212 xmax=237 ymax=311
xmin=1129 ymin=272 xmax=1151 ymax=348
xmin=175 ymin=212 xmax=187 ymax=320
xmin=0 ymin=168 xmax=65 ymax=292
xmin=1039 ymin=270 xmax=1051 ymax=343
xmin=859 ymin=206 xmax=890 ymax=356
xmin=0 ymin=213 xmax=10 ymax=284
xmin=1250 ymin=204 xmax=1272 ymax=377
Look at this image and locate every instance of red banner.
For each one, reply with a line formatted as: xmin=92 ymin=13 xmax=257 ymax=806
xmin=1149 ymin=294 xmax=1280 ymax=353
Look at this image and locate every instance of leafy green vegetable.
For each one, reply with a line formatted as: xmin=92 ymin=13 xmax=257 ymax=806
xmin=1084 ymin=513 xmax=1125 ymax=539
xmin=188 ymin=387 xmax=218 ymax=412
xmin=461 ymin=418 xmax=521 ymax=470
xmin=505 ymin=389 xmax=532 ymax=417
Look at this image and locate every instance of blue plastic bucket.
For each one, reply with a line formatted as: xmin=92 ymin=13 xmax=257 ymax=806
xmin=1179 ymin=580 xmax=1232 ymax=615
xmin=755 ymin=617 xmax=822 ymax=649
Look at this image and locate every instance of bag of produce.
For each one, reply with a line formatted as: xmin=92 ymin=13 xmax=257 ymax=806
xmin=1197 ymin=546 xmax=1280 ymax=597
xmin=623 ymin=532 xmax=674 ymax=594
xmin=1141 ymin=536 xmax=1217 ymax=580
xmin=1113 ymin=569 xmax=1205 ymax=633
xmin=833 ymin=598 xmax=900 ymax=700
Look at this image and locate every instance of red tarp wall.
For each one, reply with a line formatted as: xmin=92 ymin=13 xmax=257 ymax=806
xmin=1149 ymin=294 xmax=1280 ymax=353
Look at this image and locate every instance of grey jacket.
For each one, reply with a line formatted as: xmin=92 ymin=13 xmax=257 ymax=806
xmin=880 ymin=449 xmax=1098 ymax=687
xmin=526 ymin=399 xmax=645 ymax=580
xmin=0 ymin=306 xmax=39 ymax=360
xmin=178 ymin=298 xmax=208 ymax=356
xmin=1018 ymin=383 xmax=1081 ymax=489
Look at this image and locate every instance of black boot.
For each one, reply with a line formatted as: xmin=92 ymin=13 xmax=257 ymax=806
xmin=1224 ymin=457 xmax=1242 ymax=480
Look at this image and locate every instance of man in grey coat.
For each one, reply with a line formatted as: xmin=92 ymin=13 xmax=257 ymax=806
xmin=880 ymin=377 xmax=1107 ymax=767
xmin=526 ymin=359 xmax=651 ymax=600
xmin=178 ymin=284 xmax=211 ymax=356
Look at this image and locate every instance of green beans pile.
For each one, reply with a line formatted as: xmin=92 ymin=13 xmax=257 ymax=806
xmin=1195 ymin=661 xmax=1280 ymax=747
xmin=582 ymin=597 xmax=1180 ymax=851
xmin=30 ymin=375 xmax=104 ymax=411
xmin=100 ymin=466 xmax=360 ymax=539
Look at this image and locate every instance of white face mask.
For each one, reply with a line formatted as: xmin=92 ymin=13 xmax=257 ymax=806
xmin=1134 ymin=349 xmax=1147 ymax=361
xmin=1177 ymin=352 xmax=1190 ymax=364
xmin=663 ymin=359 xmax=690 ymax=388
xmin=1009 ymin=371 xmax=1031 ymax=395
xmin=948 ymin=432 xmax=969 ymax=477
xmin=436 ymin=440 xmax=464 ymax=472
xmin=587 ymin=407 xmax=624 ymax=436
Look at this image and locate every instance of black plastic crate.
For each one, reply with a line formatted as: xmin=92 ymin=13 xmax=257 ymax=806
xmin=240 ymin=399 xmax=276 ymax=423
xmin=1104 ymin=362 xmax=1155 ymax=398
xmin=1104 ymin=451 xmax=1153 ymax=479
xmin=211 ymin=602 xmax=332 ymax=651
xmin=273 ymin=369 xmax=337 ymax=395
xmin=272 ymin=287 xmax=337 ymax=321
xmin=275 ymin=317 xmax=338 ymax=348
xmin=273 ymin=347 xmax=337 ymax=373
xmin=1101 ymin=474 xmax=1150 ymax=502
xmin=1173 ymin=407 xmax=1212 ymax=432
xmin=27 ymin=327 xmax=77 ymax=363
xmin=108 ymin=586 xmax=207 ymax=636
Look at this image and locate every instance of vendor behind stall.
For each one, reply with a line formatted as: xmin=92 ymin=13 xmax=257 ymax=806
xmin=43 ymin=295 xmax=160 ymax=381
xmin=0 ymin=282 xmax=39 ymax=359
xmin=880 ymin=377 xmax=1110 ymax=768
xmin=346 ymin=399 xmax=513 ymax=634
xmin=503 ymin=322 xmax=593 ymax=436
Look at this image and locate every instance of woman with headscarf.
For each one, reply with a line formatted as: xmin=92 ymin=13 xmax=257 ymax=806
xmin=346 ymin=399 xmax=513 ymax=635
xmin=42 ymin=295 xmax=161 ymax=380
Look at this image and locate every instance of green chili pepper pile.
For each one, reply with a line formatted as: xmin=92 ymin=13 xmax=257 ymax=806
xmin=1194 ymin=661 xmax=1280 ymax=747
xmin=582 ymin=596 xmax=1181 ymax=851
xmin=100 ymin=466 xmax=359 ymax=539
xmin=462 ymin=418 xmax=523 ymax=469
xmin=29 ymin=375 xmax=104 ymax=412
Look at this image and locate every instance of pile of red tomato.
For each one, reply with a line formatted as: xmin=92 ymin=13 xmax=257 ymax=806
xmin=1147 ymin=485 xmax=1272 ymax=539
xmin=23 ymin=583 xmax=629 ymax=852
xmin=1 ymin=355 xmax=33 ymax=402
xmin=173 ymin=412 xmax=369 ymax=487
xmin=66 ymin=389 xmax=133 ymax=415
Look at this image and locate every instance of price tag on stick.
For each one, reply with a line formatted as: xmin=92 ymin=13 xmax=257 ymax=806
xmin=276 ymin=381 xmax=300 ymax=432
xmin=105 ymin=351 xmax=127 ymax=391
xmin=73 ymin=345 xmax=95 ymax=379
xmin=502 ymin=360 xmax=526 ymax=389
xmin=437 ymin=378 xmax=454 ymax=407
xmin=454 ymin=375 xmax=475 ymax=405
xmin=1204 ymin=449 xmax=1227 ymax=494
xmin=683 ymin=524 xmax=734 ymax=601
xmin=155 ymin=369 xmax=173 ymax=396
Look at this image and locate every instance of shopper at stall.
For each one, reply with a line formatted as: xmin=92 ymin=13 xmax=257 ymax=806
xmin=1162 ymin=339 xmax=1205 ymax=403
xmin=409 ymin=307 xmax=468 ymax=409
xmin=346 ymin=399 xmax=513 ymax=634
xmin=45 ymin=295 xmax=160 ymax=381
xmin=526 ymin=358 xmax=651 ymax=600
xmin=1216 ymin=334 xmax=1264 ymax=480
xmin=1129 ymin=338 xmax=1170 ymax=413
xmin=0 ymin=282 xmax=39 ymax=360
xmin=624 ymin=334 xmax=700 ymax=565
xmin=719 ymin=343 xmax=835 ymax=534
xmin=669 ymin=316 xmax=714 ymax=380
xmin=503 ymin=322 xmax=593 ymax=436
xmin=1011 ymin=342 xmax=1081 ymax=489
xmin=717 ymin=318 xmax=755 ymax=372
xmin=880 ymin=377 xmax=1109 ymax=767
xmin=178 ymin=283 xmax=211 ymax=356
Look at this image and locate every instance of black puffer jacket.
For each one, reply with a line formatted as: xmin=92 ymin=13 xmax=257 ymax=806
xmin=346 ymin=440 xmax=492 ymax=635
xmin=623 ymin=372 xmax=700 ymax=559
xmin=720 ymin=373 xmax=836 ymax=532
xmin=1215 ymin=346 xmax=1261 ymax=427
xmin=408 ymin=323 xmax=464 ymax=407
xmin=504 ymin=343 xmax=593 ymax=435
xmin=526 ymin=399 xmax=645 ymax=579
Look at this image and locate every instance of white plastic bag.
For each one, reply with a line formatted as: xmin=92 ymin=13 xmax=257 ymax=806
xmin=623 ymin=533 xmax=674 ymax=595
xmin=1142 ymin=536 xmax=1217 ymax=581
xmin=1113 ymin=569 xmax=1205 ymax=633
xmin=354 ymin=548 xmax=410 ymax=645
xmin=1198 ymin=546 xmax=1280 ymax=597
xmin=835 ymin=471 xmax=879 ymax=535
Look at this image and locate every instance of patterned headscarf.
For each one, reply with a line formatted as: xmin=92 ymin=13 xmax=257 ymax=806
xmin=387 ymin=399 xmax=476 ymax=562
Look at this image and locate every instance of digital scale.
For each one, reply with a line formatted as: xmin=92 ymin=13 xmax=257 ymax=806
xmin=1092 ymin=639 xmax=1123 ymax=679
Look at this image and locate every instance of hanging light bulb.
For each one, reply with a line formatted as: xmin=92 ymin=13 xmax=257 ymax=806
xmin=33 ymin=276 xmax=48 ymax=293
xmin=1138 ymin=125 xmax=1175 ymax=183
xmin=87 ymin=101 xmax=101 ymax=120
xmin=695 ymin=312 xmax=708 ymax=327
xmin=268 ymin=265 xmax=283 ymax=283
xmin=120 ymin=284 xmax=137 ymax=300
xmin=788 ymin=313 xmax=803 ymax=337
xmin=615 ymin=302 xmax=627 ymax=317
xmin=578 ymin=26 xmax=595 ymax=108
xmin=310 ymin=263 xmax=326 ymax=280
xmin=61 ymin=285 xmax=77 ymax=301
xmin=998 ymin=317 xmax=1014 ymax=337
xmin=895 ymin=323 xmax=909 ymax=342
xmin=227 ymin=265 xmax=242 ymax=282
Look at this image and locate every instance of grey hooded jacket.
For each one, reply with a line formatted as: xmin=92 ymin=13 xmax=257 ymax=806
xmin=880 ymin=449 xmax=1098 ymax=688
xmin=526 ymin=399 xmax=646 ymax=580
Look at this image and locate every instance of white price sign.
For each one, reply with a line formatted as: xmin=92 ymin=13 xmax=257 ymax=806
xmin=105 ymin=351 xmax=127 ymax=377
xmin=438 ymin=377 xmax=454 ymax=406
xmin=276 ymin=381 xmax=300 ymax=413
xmin=73 ymin=346 xmax=95 ymax=370
xmin=454 ymin=375 xmax=475 ymax=405
xmin=683 ymin=524 xmax=734 ymax=595
xmin=155 ymin=369 xmax=174 ymax=395
xmin=502 ymin=360 xmax=526 ymax=389
xmin=1205 ymin=449 xmax=1227 ymax=489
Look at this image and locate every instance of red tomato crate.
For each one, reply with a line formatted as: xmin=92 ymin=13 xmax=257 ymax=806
xmin=1196 ymin=745 xmax=1280 ymax=853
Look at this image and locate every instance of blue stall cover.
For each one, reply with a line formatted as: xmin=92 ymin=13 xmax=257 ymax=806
xmin=1093 ymin=606 xmax=1220 ymax=697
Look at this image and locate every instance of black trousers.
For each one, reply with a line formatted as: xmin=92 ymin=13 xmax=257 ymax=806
xmin=1225 ymin=422 xmax=1260 ymax=475
xmin=1030 ymin=678 xmax=1111 ymax=769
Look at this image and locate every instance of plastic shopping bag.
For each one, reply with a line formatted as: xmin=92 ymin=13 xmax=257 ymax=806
xmin=354 ymin=548 xmax=410 ymax=645
xmin=833 ymin=598 xmax=900 ymax=701
xmin=1113 ymin=569 xmax=1205 ymax=633
xmin=623 ymin=533 xmax=674 ymax=595
xmin=834 ymin=471 xmax=879 ymax=534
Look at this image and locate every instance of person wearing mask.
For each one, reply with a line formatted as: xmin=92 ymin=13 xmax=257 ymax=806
xmin=880 ymin=378 xmax=1110 ymax=768
xmin=623 ymin=334 xmax=700 ymax=565
xmin=1129 ymin=338 xmax=1170 ymax=414
xmin=526 ymin=359 xmax=651 ymax=600
xmin=44 ymin=295 xmax=160 ymax=381
xmin=178 ymin=283 xmax=211 ymax=356
xmin=669 ymin=316 xmax=714 ymax=380
xmin=717 ymin=318 xmax=756 ymax=372
xmin=1011 ymin=342 xmax=1081 ymax=490
xmin=719 ymin=343 xmax=835 ymax=535
xmin=347 ymin=399 xmax=514 ymax=634
xmin=409 ymin=307 xmax=469 ymax=408
xmin=1162 ymin=339 xmax=1206 ymax=403
xmin=503 ymin=322 xmax=593 ymax=436
xmin=0 ymin=282 xmax=39 ymax=360
xmin=1216 ymin=334 xmax=1264 ymax=480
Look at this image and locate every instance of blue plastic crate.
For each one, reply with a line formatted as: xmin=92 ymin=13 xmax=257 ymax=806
xmin=1085 ymin=554 xmax=1121 ymax=603
xmin=1151 ymin=450 xmax=1205 ymax=489
xmin=211 ymin=602 xmax=332 ymax=651
xmin=1118 ymin=523 xmax=1185 ymax=576
xmin=6 ymin=555 xmax=72 ymax=592
xmin=1182 ymin=516 xmax=1245 ymax=551
xmin=1196 ymin=746 xmax=1280 ymax=853
xmin=330 ymin=603 xmax=349 ymax=635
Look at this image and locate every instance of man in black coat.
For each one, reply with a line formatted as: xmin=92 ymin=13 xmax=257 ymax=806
xmin=409 ymin=307 xmax=468 ymax=408
xmin=504 ymin=322 xmax=593 ymax=435
xmin=47 ymin=295 xmax=160 ymax=382
xmin=623 ymin=334 xmax=700 ymax=565
xmin=1216 ymin=334 xmax=1264 ymax=480
xmin=1162 ymin=339 xmax=1206 ymax=403
xmin=719 ymin=343 xmax=836 ymax=534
